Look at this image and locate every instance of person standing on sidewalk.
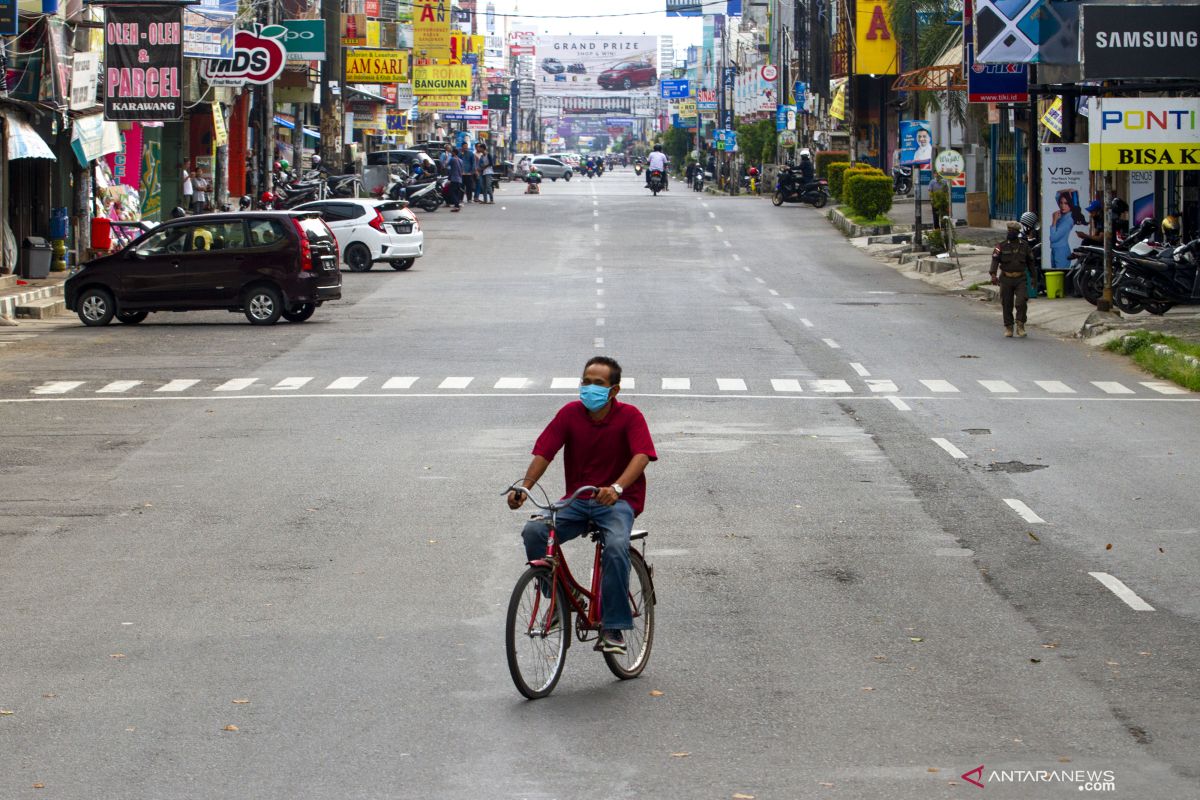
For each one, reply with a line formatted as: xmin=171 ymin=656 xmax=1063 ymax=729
xmin=461 ymin=145 xmax=477 ymax=204
xmin=446 ymin=147 xmax=465 ymax=212
xmin=990 ymin=221 xmax=1036 ymax=338
xmin=476 ymin=144 xmax=495 ymax=204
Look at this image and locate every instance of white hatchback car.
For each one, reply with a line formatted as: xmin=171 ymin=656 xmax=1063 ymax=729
xmin=294 ymin=199 xmax=424 ymax=271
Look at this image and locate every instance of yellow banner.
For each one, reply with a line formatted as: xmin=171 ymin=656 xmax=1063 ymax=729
xmin=830 ymin=82 xmax=846 ymax=120
xmin=367 ymin=20 xmax=381 ymax=49
xmin=413 ymin=64 xmax=472 ymax=96
xmin=345 ymin=50 xmax=410 ymax=83
xmin=855 ymin=0 xmax=899 ymax=75
xmin=1040 ymin=96 xmax=1063 ymax=137
xmin=211 ymin=102 xmax=227 ymax=148
xmin=1090 ymin=143 xmax=1200 ymax=171
xmin=418 ymin=95 xmax=463 ymax=111
xmin=677 ymin=99 xmax=697 ymax=118
xmin=413 ymin=0 xmax=451 ymax=59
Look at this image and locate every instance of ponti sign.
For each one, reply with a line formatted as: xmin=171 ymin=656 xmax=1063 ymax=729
xmin=1089 ymin=98 xmax=1200 ymax=170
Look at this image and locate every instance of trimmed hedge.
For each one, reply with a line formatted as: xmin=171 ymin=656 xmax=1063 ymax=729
xmin=815 ymin=150 xmax=849 ymax=179
xmin=844 ymin=173 xmax=895 ymax=220
xmin=825 ymin=162 xmax=853 ymax=199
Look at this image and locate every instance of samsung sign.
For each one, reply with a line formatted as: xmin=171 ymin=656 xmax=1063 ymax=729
xmin=1082 ymin=4 xmax=1200 ymax=80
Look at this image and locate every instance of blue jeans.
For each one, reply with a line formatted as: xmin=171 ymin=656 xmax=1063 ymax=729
xmin=522 ymin=499 xmax=634 ymax=630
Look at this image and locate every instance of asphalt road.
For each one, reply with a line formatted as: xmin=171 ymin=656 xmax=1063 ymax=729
xmin=1 ymin=170 xmax=1197 ymax=799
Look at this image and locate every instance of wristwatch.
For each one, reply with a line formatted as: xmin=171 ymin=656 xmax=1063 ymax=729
xmin=610 ymin=483 xmax=624 ymax=495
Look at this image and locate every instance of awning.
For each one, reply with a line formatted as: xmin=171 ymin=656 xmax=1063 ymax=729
xmin=3 ymin=113 xmax=56 ymax=161
xmin=273 ymin=116 xmax=321 ymax=138
xmin=346 ymin=85 xmax=387 ymax=103
xmin=892 ymin=28 xmax=966 ymax=93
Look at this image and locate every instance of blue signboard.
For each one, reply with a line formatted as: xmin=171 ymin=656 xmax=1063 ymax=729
xmin=775 ymin=104 xmax=794 ymax=131
xmin=660 ymin=79 xmax=690 ymax=99
xmin=0 ymin=0 xmax=18 ymax=36
xmin=605 ymin=117 xmax=635 ymax=127
xmin=794 ymin=81 xmax=808 ymax=111
xmin=726 ymin=0 xmax=742 ymax=14
xmin=899 ymin=119 xmax=933 ymax=167
xmin=965 ymin=36 xmax=1028 ymax=103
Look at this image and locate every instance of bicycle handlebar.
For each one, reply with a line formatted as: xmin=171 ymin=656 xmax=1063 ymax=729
xmin=504 ymin=483 xmax=601 ymax=512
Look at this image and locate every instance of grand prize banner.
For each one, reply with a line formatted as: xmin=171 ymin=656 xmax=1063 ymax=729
xmin=104 ymin=5 xmax=184 ymax=121
xmin=533 ymin=35 xmax=658 ymax=96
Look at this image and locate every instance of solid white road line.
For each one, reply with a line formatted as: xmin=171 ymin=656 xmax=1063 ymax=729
xmin=813 ymin=380 xmax=852 ymax=393
xmin=979 ymin=380 xmax=1017 ymax=393
xmin=382 ymin=377 xmax=418 ymax=390
xmin=1092 ymin=381 xmax=1134 ymax=394
xmin=800 ymin=318 xmax=814 ymax=327
xmin=273 ymin=377 xmax=313 ymax=391
xmin=920 ymin=379 xmax=959 ymax=393
xmin=1088 ymin=572 xmax=1156 ymax=611
xmin=662 ymin=378 xmax=691 ymax=390
xmin=1035 ymin=380 xmax=1076 ymax=394
xmin=849 ymin=362 xmax=870 ymax=377
xmin=932 ymin=437 xmax=968 ymax=459
xmin=327 ymin=377 xmax=367 ymax=390
xmin=32 ymin=381 xmax=85 ymax=395
xmin=1004 ymin=498 xmax=1045 ymax=524
xmin=771 ymin=379 xmax=803 ymax=392
xmin=886 ymin=396 xmax=911 ymax=411
xmin=1141 ymin=381 xmax=1188 ymax=395
xmin=494 ymin=378 xmax=529 ymax=389
xmin=97 ymin=380 xmax=142 ymax=394
xmin=551 ymin=378 xmax=578 ymax=389
xmin=716 ymin=378 xmax=747 ymax=391
xmin=439 ymin=377 xmax=474 ymax=389
xmin=865 ymin=379 xmax=898 ymax=393
xmin=156 ymin=379 xmax=200 ymax=393
xmin=215 ymin=378 xmax=257 ymax=392
xmin=822 ymin=338 xmax=840 ymax=349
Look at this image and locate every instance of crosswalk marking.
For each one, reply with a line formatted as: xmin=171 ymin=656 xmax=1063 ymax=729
xmin=439 ymin=377 xmax=474 ymax=389
xmin=864 ymin=379 xmax=898 ymax=393
xmin=1035 ymin=380 xmax=1075 ymax=394
xmin=921 ymin=379 xmax=959 ymax=393
xmin=1141 ymin=381 xmax=1188 ymax=395
xmin=273 ymin=377 xmax=312 ymax=391
xmin=327 ymin=377 xmax=367 ymax=390
xmin=32 ymin=381 xmax=85 ymax=395
xmin=1092 ymin=381 xmax=1133 ymax=394
xmin=623 ymin=378 xmax=636 ymax=389
xmin=156 ymin=379 xmax=200 ymax=393
xmin=979 ymin=380 xmax=1017 ymax=393
xmin=551 ymin=377 xmax=578 ymax=389
xmin=97 ymin=380 xmax=142 ymax=394
xmin=215 ymin=378 xmax=257 ymax=392
xmin=382 ymin=377 xmax=418 ymax=390
xmin=813 ymin=380 xmax=852 ymax=393
xmin=771 ymin=379 xmax=803 ymax=392
xmin=494 ymin=377 xmax=529 ymax=389
xmin=932 ymin=437 xmax=968 ymax=459
xmin=849 ymin=363 xmax=870 ymax=377
xmin=716 ymin=379 xmax=747 ymax=391
xmin=661 ymin=378 xmax=691 ymax=390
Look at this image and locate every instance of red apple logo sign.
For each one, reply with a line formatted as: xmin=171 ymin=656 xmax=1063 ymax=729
xmin=201 ymin=26 xmax=287 ymax=87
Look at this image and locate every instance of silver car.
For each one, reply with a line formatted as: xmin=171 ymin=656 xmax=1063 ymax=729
xmin=531 ymin=156 xmax=573 ymax=182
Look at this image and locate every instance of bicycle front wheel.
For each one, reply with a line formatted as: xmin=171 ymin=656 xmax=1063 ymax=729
xmin=604 ymin=550 xmax=655 ymax=680
xmin=506 ymin=566 xmax=569 ymax=699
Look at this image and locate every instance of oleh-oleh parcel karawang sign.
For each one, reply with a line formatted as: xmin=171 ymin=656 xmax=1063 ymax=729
xmin=1089 ymin=98 xmax=1200 ymax=170
xmin=104 ymin=5 xmax=184 ymax=121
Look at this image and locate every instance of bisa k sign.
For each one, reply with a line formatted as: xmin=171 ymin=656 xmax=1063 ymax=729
xmin=1089 ymin=98 xmax=1200 ymax=170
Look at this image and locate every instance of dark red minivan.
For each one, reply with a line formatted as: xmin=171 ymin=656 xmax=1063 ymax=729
xmin=65 ymin=211 xmax=342 ymax=326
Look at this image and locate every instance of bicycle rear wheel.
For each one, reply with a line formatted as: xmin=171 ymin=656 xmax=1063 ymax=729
xmin=506 ymin=566 xmax=569 ymax=699
xmin=604 ymin=550 xmax=655 ymax=680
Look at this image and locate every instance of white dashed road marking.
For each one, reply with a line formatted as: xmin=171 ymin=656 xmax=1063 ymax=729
xmin=215 ymin=378 xmax=257 ymax=392
xmin=382 ymin=377 xmax=418 ymax=390
xmin=822 ymin=338 xmax=840 ymax=349
xmin=97 ymin=380 xmax=142 ymax=394
xmin=979 ymin=380 xmax=1017 ymax=393
xmin=273 ymin=377 xmax=313 ymax=391
xmin=1142 ymin=381 xmax=1187 ymax=395
xmin=716 ymin=379 xmax=747 ymax=391
xmin=715 ymin=225 xmax=724 ymax=233
xmin=594 ymin=337 xmax=605 ymax=348
xmin=1035 ymin=380 xmax=1075 ymax=394
xmin=732 ymin=253 xmax=741 ymax=262
xmin=327 ymin=377 xmax=367 ymax=390
xmin=596 ymin=318 xmax=605 ymax=326
xmin=800 ymin=318 xmax=814 ymax=328
xmin=662 ymin=378 xmax=691 ymax=390
xmin=494 ymin=378 xmax=529 ymax=389
xmin=887 ymin=396 xmax=911 ymax=411
xmin=1088 ymin=572 xmax=1156 ymax=611
xmin=783 ymin=302 xmax=795 ymax=310
xmin=771 ymin=379 xmax=803 ymax=392
xmin=708 ymin=211 xmax=716 ymax=219
xmin=754 ymin=277 xmax=765 ymax=284
xmin=865 ymin=379 xmax=898 ymax=393
xmin=813 ymin=380 xmax=852 ymax=393
xmin=932 ymin=437 xmax=968 ymax=459
xmin=1004 ymin=498 xmax=1045 ymax=524
xmin=768 ymin=289 xmax=779 ymax=296
xmin=849 ymin=363 xmax=870 ymax=377
xmin=438 ymin=377 xmax=474 ymax=389
xmin=156 ymin=379 xmax=200 ymax=393
xmin=920 ymin=379 xmax=959 ymax=393
xmin=551 ymin=377 xmax=578 ymax=389
xmin=1092 ymin=381 xmax=1134 ymax=394
xmin=32 ymin=381 xmax=86 ymax=395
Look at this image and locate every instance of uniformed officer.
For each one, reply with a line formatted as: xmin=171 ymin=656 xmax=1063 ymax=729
xmin=990 ymin=221 xmax=1036 ymax=338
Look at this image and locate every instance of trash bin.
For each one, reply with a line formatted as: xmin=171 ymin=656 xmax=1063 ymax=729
xmin=1044 ymin=270 xmax=1065 ymax=299
xmin=20 ymin=236 xmax=52 ymax=279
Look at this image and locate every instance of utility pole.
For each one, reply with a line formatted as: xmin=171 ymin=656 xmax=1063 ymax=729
xmin=320 ymin=0 xmax=344 ymax=171
xmin=259 ymin=0 xmax=276 ymax=191
xmin=910 ymin=2 xmax=922 ymax=249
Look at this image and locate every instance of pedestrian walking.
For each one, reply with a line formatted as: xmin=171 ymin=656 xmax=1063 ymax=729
xmin=990 ymin=221 xmax=1037 ymax=338
xmin=446 ymin=147 xmax=465 ymax=212
xmin=476 ymin=144 xmax=495 ymax=204
xmin=461 ymin=145 xmax=477 ymax=204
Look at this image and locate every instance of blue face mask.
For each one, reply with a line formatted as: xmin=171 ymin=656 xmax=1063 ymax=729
xmin=579 ymin=384 xmax=612 ymax=412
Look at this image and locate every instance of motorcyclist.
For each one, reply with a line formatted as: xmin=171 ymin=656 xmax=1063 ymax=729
xmin=797 ymin=149 xmax=816 ymax=186
xmin=646 ymin=145 xmax=669 ymax=190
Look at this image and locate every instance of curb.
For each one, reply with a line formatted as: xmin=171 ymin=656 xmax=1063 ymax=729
xmin=0 ymin=280 xmax=68 ymax=320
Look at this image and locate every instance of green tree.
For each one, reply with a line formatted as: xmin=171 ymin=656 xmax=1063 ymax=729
xmin=735 ymin=119 xmax=775 ymax=166
xmin=661 ymin=127 xmax=691 ymax=172
xmin=890 ymin=0 xmax=966 ymax=126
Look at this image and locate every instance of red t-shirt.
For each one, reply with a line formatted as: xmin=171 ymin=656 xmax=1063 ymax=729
xmin=532 ymin=399 xmax=657 ymax=516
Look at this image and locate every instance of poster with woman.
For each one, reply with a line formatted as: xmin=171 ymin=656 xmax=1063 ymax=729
xmin=1040 ymin=144 xmax=1091 ymax=270
xmin=899 ymin=120 xmax=933 ymax=166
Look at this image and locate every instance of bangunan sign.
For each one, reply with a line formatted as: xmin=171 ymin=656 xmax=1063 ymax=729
xmin=200 ymin=27 xmax=287 ymax=88
xmin=413 ymin=64 xmax=471 ymax=96
xmin=855 ymin=0 xmax=898 ymax=75
xmin=104 ymin=5 xmax=184 ymax=121
xmin=1089 ymin=98 xmax=1200 ymax=170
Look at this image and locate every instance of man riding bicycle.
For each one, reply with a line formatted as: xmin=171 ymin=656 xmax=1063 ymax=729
xmin=507 ymin=356 xmax=656 ymax=655
xmin=646 ymin=145 xmax=669 ymax=190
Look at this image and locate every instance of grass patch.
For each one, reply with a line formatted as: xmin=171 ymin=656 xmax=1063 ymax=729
xmin=836 ymin=205 xmax=893 ymax=227
xmin=1105 ymin=331 xmax=1200 ymax=391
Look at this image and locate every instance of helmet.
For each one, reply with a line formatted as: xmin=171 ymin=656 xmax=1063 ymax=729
xmin=272 ymin=161 xmax=281 ymax=171
xmin=799 ymin=148 xmax=812 ymax=161
xmin=653 ymin=144 xmax=662 ymax=152
xmin=311 ymin=154 xmax=321 ymax=165
xmin=260 ymin=191 xmax=275 ymax=203
xmin=171 ymin=206 xmax=187 ymax=219
xmin=748 ymin=167 xmax=759 ymax=176
xmin=1019 ymin=211 xmax=1039 ymax=229
xmin=279 ymin=160 xmax=290 ymax=171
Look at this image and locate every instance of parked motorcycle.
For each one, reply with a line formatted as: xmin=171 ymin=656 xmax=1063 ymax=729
xmin=647 ymin=169 xmax=665 ymax=196
xmin=893 ymin=165 xmax=913 ymax=196
xmin=1111 ymin=237 xmax=1200 ymax=315
xmin=1073 ymin=218 xmax=1162 ymax=305
xmin=772 ymin=166 xmax=828 ymax=208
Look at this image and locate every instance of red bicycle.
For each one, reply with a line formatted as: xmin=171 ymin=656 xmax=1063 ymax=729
xmin=504 ymin=484 xmax=656 ymax=699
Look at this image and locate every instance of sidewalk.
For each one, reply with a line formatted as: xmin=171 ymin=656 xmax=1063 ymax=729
xmin=0 ymin=273 xmax=69 ymax=323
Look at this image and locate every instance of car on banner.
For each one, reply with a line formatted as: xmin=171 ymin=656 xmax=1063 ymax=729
xmin=567 ymin=63 xmax=587 ymax=75
xmin=541 ymin=58 xmax=566 ymax=74
xmin=598 ymin=61 xmax=657 ymax=91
